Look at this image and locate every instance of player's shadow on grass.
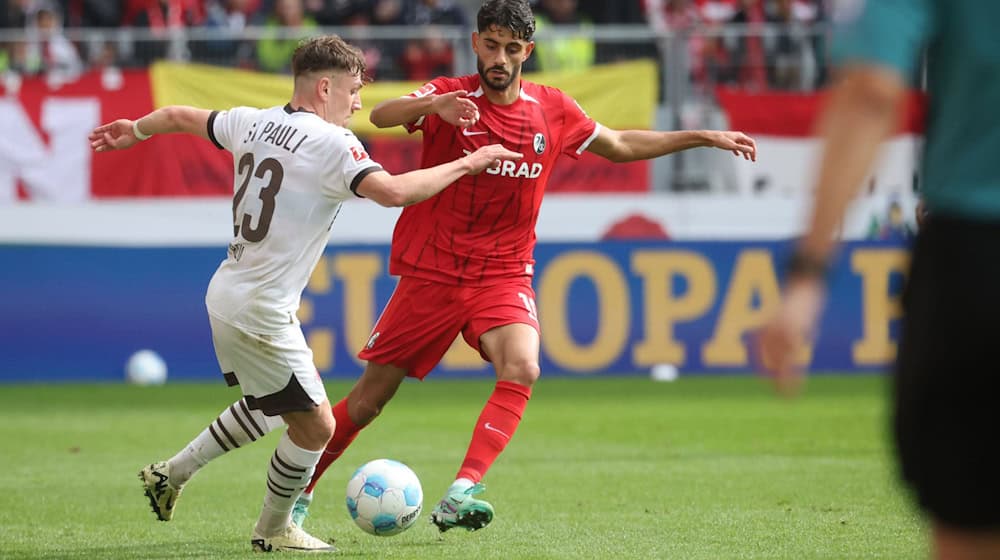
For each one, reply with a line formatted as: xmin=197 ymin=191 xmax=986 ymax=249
xmin=327 ymin=535 xmax=453 ymax=556
xmin=9 ymin=540 xmax=258 ymax=559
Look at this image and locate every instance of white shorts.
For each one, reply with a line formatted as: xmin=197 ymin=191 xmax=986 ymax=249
xmin=209 ymin=316 xmax=328 ymax=416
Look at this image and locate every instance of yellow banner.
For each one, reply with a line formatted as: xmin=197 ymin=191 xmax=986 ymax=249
xmin=150 ymin=59 xmax=657 ymax=136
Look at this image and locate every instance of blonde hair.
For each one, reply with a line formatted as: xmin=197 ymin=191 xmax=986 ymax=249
xmin=291 ymin=35 xmax=367 ymax=79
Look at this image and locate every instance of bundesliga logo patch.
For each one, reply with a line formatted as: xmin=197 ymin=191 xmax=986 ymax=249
xmin=411 ymin=83 xmax=437 ymax=98
xmin=350 ymin=146 xmax=370 ymax=162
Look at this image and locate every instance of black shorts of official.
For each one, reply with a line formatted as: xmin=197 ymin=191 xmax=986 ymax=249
xmin=894 ymin=215 xmax=1000 ymax=530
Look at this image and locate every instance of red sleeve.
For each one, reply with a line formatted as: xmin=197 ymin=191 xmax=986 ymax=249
xmin=403 ymin=76 xmax=459 ymax=134
xmin=559 ymin=92 xmax=600 ymax=159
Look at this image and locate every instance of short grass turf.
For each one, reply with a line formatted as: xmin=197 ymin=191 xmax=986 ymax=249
xmin=0 ymin=375 xmax=926 ymax=559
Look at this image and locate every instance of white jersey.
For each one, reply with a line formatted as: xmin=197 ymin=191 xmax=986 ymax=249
xmin=204 ymin=104 xmax=382 ymax=333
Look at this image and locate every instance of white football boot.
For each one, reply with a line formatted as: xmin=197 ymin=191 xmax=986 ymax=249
xmin=251 ymin=524 xmax=336 ymax=553
xmin=139 ymin=461 xmax=182 ymax=521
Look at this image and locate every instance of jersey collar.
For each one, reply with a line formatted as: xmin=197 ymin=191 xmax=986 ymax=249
xmin=468 ymin=85 xmax=539 ymax=104
xmin=284 ymin=103 xmax=315 ymax=115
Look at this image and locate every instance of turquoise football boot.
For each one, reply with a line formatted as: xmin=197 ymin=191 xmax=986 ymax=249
xmin=429 ymin=482 xmax=494 ymax=532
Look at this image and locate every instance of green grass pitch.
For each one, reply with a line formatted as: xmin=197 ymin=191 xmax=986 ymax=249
xmin=0 ymin=375 xmax=925 ymax=559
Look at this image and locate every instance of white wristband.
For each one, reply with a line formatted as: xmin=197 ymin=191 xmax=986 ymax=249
xmin=133 ymin=120 xmax=151 ymax=141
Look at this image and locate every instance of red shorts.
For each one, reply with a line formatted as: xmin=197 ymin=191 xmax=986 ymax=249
xmin=357 ymin=276 xmax=540 ymax=379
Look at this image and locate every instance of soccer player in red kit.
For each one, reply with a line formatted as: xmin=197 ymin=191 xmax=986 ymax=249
xmin=293 ymin=0 xmax=757 ymax=532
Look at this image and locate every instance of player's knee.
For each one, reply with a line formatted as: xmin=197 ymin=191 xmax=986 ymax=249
xmin=309 ymin=408 xmax=335 ymax=446
xmin=287 ymin=409 xmax=334 ymax=450
xmin=499 ymin=360 xmax=540 ymax=386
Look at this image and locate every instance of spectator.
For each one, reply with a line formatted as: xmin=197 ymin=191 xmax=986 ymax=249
xmin=577 ymin=0 xmax=655 ymax=64
xmin=23 ymin=2 xmax=83 ymax=82
xmin=807 ymin=0 xmax=826 ymax=87
xmin=533 ymin=0 xmax=594 ymax=72
xmin=642 ymin=0 xmax=701 ymax=43
xmin=399 ymin=25 xmax=454 ymax=81
xmin=312 ymin=0 xmax=371 ymax=25
xmin=122 ymin=0 xmax=203 ymax=29
xmin=1 ymin=0 xmax=35 ymax=73
xmin=63 ymin=0 xmax=123 ymax=27
xmin=256 ymin=0 xmax=317 ymax=73
xmin=122 ymin=0 xmax=204 ymax=65
xmin=405 ymin=0 xmax=464 ymax=26
xmin=643 ymin=0 xmax=705 ymax=89
xmin=1 ymin=0 xmax=34 ymax=28
xmin=371 ymin=0 xmax=404 ymax=24
xmin=61 ymin=0 xmax=124 ymax=70
xmin=762 ymin=0 xmax=820 ymax=90
xmin=367 ymin=0 xmax=412 ymax=80
xmin=319 ymin=0 xmax=400 ymax=80
xmin=194 ymin=0 xmax=256 ymax=66
xmin=726 ymin=0 xmax=767 ymax=90
xmin=578 ymin=0 xmax=645 ymax=25
xmin=399 ymin=0 xmax=465 ymax=82
xmin=695 ymin=0 xmax=737 ymax=87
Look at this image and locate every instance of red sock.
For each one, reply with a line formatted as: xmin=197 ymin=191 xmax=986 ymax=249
xmin=456 ymin=380 xmax=532 ymax=483
xmin=305 ymin=398 xmax=360 ymax=494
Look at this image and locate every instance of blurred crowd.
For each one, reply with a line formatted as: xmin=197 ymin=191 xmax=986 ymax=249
xmin=0 ymin=0 xmax=828 ymax=89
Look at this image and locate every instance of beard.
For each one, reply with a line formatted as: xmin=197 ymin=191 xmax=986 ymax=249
xmin=477 ymin=59 xmax=520 ymax=91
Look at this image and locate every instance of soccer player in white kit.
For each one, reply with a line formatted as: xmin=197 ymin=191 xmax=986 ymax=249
xmin=89 ymin=35 xmax=518 ymax=553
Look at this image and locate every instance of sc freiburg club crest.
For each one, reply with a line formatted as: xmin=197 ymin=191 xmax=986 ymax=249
xmin=533 ymin=133 xmax=546 ymax=155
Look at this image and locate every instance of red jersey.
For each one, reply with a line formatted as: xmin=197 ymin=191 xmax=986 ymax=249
xmin=390 ymin=74 xmax=599 ymax=285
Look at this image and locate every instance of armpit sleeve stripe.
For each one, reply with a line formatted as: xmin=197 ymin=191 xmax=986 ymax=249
xmin=576 ymin=123 xmax=602 ymax=155
xmin=349 ymin=165 xmax=384 ymax=198
xmin=207 ymin=111 xmax=224 ymax=150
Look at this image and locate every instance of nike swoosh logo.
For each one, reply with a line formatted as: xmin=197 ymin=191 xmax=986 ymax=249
xmin=483 ymin=422 xmax=510 ymax=439
xmin=462 ymin=129 xmax=487 ymax=137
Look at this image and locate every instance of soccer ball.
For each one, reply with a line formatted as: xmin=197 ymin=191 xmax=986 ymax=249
xmin=345 ymin=459 xmax=423 ymax=536
xmin=125 ymin=349 xmax=168 ymax=386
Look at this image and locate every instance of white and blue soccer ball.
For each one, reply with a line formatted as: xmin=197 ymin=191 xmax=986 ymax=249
xmin=125 ymin=349 xmax=168 ymax=386
xmin=345 ymin=459 xmax=423 ymax=536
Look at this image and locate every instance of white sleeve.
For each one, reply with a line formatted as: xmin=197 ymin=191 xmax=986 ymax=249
xmin=207 ymin=106 xmax=260 ymax=152
xmin=324 ymin=130 xmax=384 ymax=200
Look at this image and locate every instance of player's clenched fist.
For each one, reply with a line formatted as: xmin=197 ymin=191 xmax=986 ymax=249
xmin=462 ymin=144 xmax=522 ymax=175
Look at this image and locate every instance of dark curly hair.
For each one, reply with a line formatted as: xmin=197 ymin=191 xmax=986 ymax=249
xmin=291 ymin=35 xmax=367 ymax=79
xmin=477 ymin=0 xmax=535 ymax=41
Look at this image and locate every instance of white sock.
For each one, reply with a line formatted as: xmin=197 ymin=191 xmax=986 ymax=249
xmin=255 ymin=432 xmax=322 ymax=537
xmin=167 ymin=398 xmax=285 ymax=487
xmin=450 ymin=477 xmax=475 ymax=492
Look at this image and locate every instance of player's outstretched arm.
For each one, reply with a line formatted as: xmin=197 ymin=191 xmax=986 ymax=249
xmin=587 ymin=127 xmax=757 ymax=163
xmin=370 ymin=90 xmax=479 ymax=129
xmin=89 ymin=106 xmax=214 ymax=153
xmin=755 ymin=65 xmax=905 ymax=397
xmin=355 ymin=144 xmax=521 ymax=207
